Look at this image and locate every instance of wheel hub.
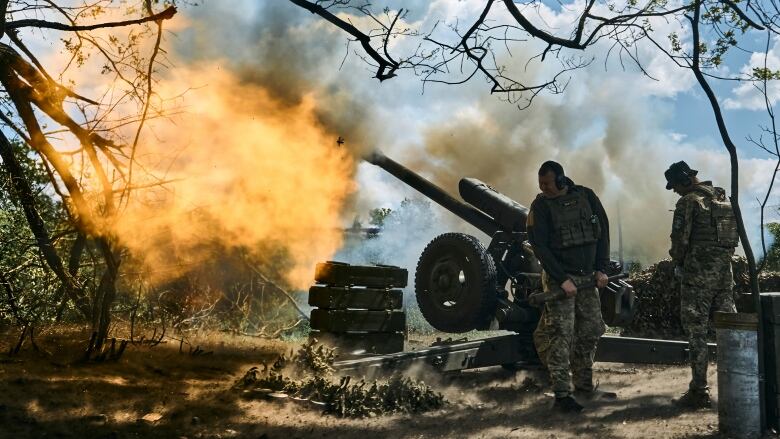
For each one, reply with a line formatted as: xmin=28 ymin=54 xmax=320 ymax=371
xmin=430 ymin=257 xmax=466 ymax=308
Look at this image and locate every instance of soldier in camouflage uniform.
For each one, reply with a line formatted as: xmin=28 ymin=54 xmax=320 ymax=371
xmin=665 ymin=161 xmax=738 ymax=409
xmin=527 ymin=161 xmax=612 ymax=413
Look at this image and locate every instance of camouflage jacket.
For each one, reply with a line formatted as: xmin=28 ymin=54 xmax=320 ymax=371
xmin=669 ymin=181 xmax=734 ymax=265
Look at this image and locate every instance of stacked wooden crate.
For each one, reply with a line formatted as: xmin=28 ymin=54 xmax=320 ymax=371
xmin=309 ymin=261 xmax=408 ymax=356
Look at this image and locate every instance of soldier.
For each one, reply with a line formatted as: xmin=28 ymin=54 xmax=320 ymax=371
xmin=665 ymin=161 xmax=739 ymax=409
xmin=527 ymin=161 xmax=612 ymax=413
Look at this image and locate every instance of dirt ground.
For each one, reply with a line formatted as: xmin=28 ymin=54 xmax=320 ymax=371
xmin=0 ymin=328 xmax=753 ymax=439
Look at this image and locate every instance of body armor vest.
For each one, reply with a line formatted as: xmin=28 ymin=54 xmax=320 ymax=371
xmin=689 ymin=185 xmax=739 ymax=248
xmin=542 ymin=187 xmax=601 ymax=249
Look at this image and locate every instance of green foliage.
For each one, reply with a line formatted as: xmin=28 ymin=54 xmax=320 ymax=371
xmin=233 ymin=341 xmax=445 ymax=417
xmin=752 ymin=67 xmax=780 ymax=81
xmin=761 ymin=222 xmax=780 ymax=271
xmin=711 ymin=30 xmax=737 ymax=67
xmin=668 ymin=32 xmax=682 ymax=53
xmin=368 ymin=207 xmax=392 ymax=227
xmin=666 ymin=1 xmax=750 ymax=69
xmin=626 ymin=260 xmax=643 ymax=276
xmin=0 ymin=140 xmax=72 ymax=326
xmin=405 ymin=301 xmax=436 ymax=335
xmin=292 ymin=339 xmax=337 ymax=376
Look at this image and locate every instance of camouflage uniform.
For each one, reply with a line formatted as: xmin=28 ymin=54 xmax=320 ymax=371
xmin=527 ymin=184 xmax=610 ymax=398
xmin=670 ymin=182 xmax=738 ymax=391
xmin=534 ymin=271 xmax=606 ymax=396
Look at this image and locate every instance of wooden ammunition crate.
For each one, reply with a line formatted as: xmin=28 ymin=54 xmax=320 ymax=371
xmin=309 ymin=262 xmax=408 ymax=357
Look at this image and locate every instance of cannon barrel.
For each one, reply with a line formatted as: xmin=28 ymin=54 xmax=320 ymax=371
xmin=458 ymin=178 xmax=528 ymax=233
xmin=365 ymin=151 xmax=499 ymax=236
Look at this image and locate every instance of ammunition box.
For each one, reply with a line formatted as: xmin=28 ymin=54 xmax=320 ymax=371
xmin=308 ymin=286 xmax=403 ymax=310
xmin=310 ymin=309 xmax=405 ymax=332
xmin=314 ymin=261 xmax=408 ymax=288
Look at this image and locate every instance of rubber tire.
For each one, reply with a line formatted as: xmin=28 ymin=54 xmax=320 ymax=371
xmin=415 ymin=233 xmax=498 ymax=333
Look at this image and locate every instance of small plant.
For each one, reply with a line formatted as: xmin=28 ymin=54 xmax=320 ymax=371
xmin=233 ymin=341 xmax=445 ymax=417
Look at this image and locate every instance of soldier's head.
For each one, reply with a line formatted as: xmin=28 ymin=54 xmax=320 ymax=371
xmin=538 ymin=161 xmax=567 ymax=198
xmin=664 ymin=161 xmax=699 ymax=195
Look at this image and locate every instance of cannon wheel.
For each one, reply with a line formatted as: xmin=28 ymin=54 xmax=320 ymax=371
xmin=415 ymin=233 xmax=497 ymax=333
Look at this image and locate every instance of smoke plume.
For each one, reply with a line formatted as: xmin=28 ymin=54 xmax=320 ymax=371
xmin=113 ymin=65 xmax=356 ymax=288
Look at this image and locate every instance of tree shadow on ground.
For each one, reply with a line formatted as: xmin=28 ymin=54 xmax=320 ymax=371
xmin=0 ymin=333 xmax=280 ymax=439
xmin=0 ymin=333 xmax=720 ymax=439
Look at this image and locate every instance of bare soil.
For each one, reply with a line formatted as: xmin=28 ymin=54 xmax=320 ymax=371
xmin=0 ymin=328 xmax=751 ymax=439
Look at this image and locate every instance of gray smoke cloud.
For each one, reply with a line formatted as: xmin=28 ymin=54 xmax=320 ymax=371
xmin=175 ymin=1 xmax=379 ymax=157
xmin=333 ymin=199 xmax=442 ymax=303
xmin=173 ymin=0 xmax=777 ymax=272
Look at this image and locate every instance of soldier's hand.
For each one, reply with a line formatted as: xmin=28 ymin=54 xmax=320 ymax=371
xmin=595 ymin=271 xmax=608 ymax=289
xmin=561 ymin=279 xmax=578 ymax=297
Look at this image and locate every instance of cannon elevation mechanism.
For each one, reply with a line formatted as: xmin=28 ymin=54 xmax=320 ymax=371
xmin=364 ymin=151 xmax=635 ymax=335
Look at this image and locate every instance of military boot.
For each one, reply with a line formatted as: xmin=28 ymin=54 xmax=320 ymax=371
xmin=574 ymin=387 xmax=618 ymax=400
xmin=672 ymin=388 xmax=712 ymax=410
xmin=573 ymin=376 xmax=617 ymax=400
xmin=552 ymin=395 xmax=584 ymax=413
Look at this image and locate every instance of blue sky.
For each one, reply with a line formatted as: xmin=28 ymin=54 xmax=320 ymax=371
xmin=530 ymin=0 xmax=774 ymax=159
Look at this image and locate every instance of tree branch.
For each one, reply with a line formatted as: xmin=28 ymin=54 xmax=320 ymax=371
xmin=287 ymin=0 xmax=399 ymax=80
xmin=689 ymin=0 xmax=766 ymax=429
xmin=123 ymin=4 xmax=166 ymax=207
xmin=5 ymin=5 xmax=176 ymax=32
xmin=6 ymin=31 xmax=99 ymax=105
xmin=721 ymin=0 xmax=765 ymax=30
xmin=502 ymin=0 xmax=588 ymax=49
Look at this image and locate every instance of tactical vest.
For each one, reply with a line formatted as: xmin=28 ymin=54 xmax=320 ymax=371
xmin=689 ymin=185 xmax=739 ymax=248
xmin=542 ymin=187 xmax=601 ymax=249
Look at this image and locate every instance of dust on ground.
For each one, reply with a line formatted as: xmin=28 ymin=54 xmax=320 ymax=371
xmin=0 ymin=328 xmax=734 ymax=439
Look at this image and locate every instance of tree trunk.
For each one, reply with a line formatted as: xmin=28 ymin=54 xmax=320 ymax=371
xmin=55 ymin=232 xmax=87 ymax=321
xmin=93 ymin=237 xmax=121 ymax=351
xmin=689 ymin=1 xmax=766 ymax=430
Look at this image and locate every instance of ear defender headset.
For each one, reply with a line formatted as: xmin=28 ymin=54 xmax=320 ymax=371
xmin=541 ymin=160 xmax=567 ymax=190
xmin=679 ymin=169 xmax=692 ymax=187
xmin=554 ymin=166 xmax=567 ymax=190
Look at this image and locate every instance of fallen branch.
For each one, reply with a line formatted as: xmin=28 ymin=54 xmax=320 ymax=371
xmin=241 ymin=255 xmax=309 ymax=321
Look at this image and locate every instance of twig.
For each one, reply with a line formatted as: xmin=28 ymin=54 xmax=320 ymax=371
xmin=242 ymin=258 xmax=309 ymax=320
xmin=123 ymin=2 xmax=166 ymax=207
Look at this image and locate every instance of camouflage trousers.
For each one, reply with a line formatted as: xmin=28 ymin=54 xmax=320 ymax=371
xmin=533 ymin=272 xmax=606 ymax=398
xmin=680 ymin=245 xmax=736 ymax=391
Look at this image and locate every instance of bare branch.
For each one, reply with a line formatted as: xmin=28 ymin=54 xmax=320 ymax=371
xmin=721 ymin=0 xmax=766 ymax=29
xmin=6 ymin=31 xmax=99 ymax=105
xmin=123 ymin=6 xmax=166 ymax=207
xmin=5 ymin=5 xmax=176 ymax=32
xmin=288 ymin=0 xmax=399 ymax=80
xmin=241 ymin=252 xmax=309 ymax=321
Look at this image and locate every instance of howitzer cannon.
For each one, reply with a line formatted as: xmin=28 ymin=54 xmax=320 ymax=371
xmin=330 ymin=152 xmax=714 ymax=376
xmin=365 ymin=151 xmax=635 ymax=335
